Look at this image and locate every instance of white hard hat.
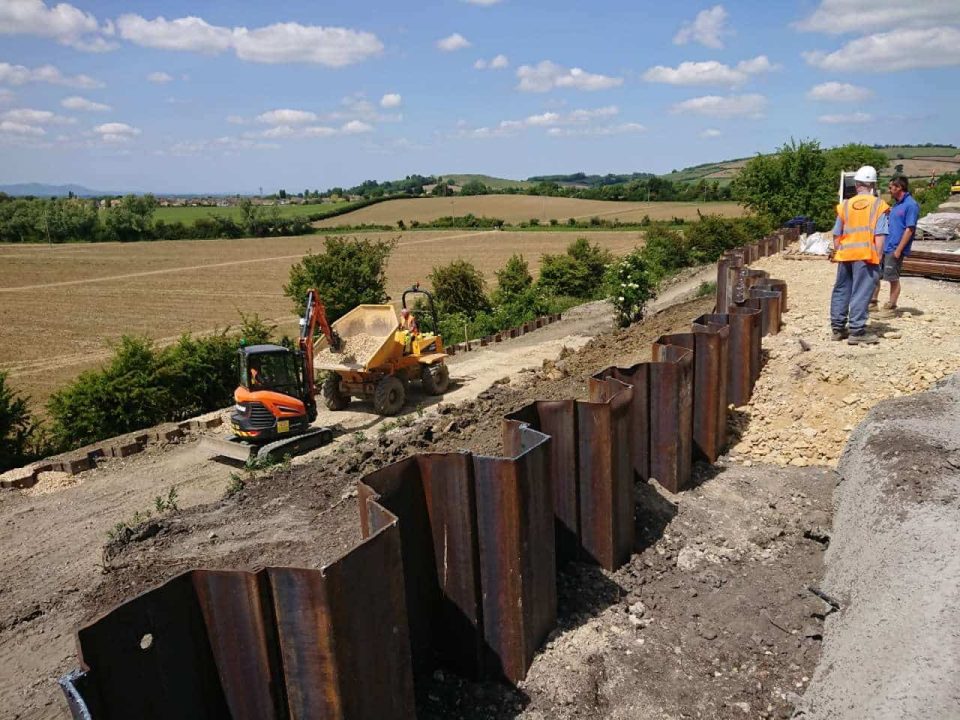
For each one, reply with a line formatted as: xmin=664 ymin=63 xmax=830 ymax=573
xmin=853 ymin=165 xmax=877 ymax=184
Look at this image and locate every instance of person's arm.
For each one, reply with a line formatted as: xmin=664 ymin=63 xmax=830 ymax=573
xmin=873 ymin=212 xmax=889 ymax=258
xmin=893 ymin=202 xmax=919 ymax=258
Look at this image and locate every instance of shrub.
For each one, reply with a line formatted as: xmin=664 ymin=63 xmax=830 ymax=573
xmin=0 ymin=372 xmax=44 ymax=471
xmin=494 ymin=254 xmax=533 ymax=301
xmin=284 ymin=236 xmax=395 ymax=320
xmin=606 ymin=250 xmax=655 ymax=327
xmin=48 ymin=337 xmax=171 ymax=447
xmin=429 ymin=259 xmax=490 ymax=317
xmin=639 ymin=227 xmax=690 ymax=284
xmin=684 ymin=215 xmax=749 ymax=264
xmin=537 ymin=238 xmax=613 ymax=300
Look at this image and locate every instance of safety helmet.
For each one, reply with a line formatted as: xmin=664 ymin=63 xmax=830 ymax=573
xmin=853 ymin=165 xmax=877 ymax=184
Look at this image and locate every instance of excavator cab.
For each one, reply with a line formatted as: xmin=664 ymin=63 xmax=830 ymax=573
xmin=230 ymin=344 xmax=316 ymax=442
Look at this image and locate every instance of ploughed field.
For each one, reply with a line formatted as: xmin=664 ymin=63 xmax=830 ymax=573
xmin=315 ymin=195 xmax=745 ymax=227
xmin=0 ymin=229 xmax=642 ymax=412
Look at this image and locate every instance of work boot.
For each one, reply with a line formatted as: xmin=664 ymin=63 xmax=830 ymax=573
xmin=831 ymin=328 xmax=848 ymax=341
xmin=847 ymin=332 xmax=879 ymax=345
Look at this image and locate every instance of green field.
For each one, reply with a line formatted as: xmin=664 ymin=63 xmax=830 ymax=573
xmin=154 ymin=202 xmax=339 ymax=224
xmin=881 ymin=145 xmax=958 ymax=159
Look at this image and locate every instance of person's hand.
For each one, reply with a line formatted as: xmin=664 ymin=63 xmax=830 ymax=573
xmin=893 ymin=249 xmax=902 ymax=259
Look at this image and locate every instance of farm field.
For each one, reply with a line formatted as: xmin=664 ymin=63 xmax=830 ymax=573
xmin=315 ymin=195 xmax=745 ymax=227
xmin=0 ymin=229 xmax=643 ymax=411
xmin=153 ymin=201 xmax=338 ymax=224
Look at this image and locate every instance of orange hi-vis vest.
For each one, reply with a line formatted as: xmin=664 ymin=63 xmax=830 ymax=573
xmin=834 ymin=194 xmax=889 ymax=264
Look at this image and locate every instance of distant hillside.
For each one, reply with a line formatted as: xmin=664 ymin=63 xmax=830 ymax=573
xmin=441 ymin=174 xmax=533 ymax=190
xmin=526 ymin=172 xmax=657 ymax=188
xmin=659 ymin=144 xmax=960 ymax=185
xmin=0 ymin=182 xmax=113 ymax=197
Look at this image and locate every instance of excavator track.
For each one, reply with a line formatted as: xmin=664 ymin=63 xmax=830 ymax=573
xmin=256 ymin=426 xmax=334 ymax=461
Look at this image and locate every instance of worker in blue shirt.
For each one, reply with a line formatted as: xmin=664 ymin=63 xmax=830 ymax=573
xmin=871 ymin=176 xmax=920 ymax=313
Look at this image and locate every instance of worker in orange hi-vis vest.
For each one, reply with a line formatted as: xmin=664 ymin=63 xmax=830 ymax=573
xmin=829 ymin=165 xmax=889 ymax=346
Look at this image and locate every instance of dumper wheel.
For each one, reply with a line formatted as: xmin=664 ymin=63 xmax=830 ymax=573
xmin=322 ymin=373 xmax=350 ymax=411
xmin=421 ymin=363 xmax=450 ymax=395
xmin=374 ymin=376 xmax=405 ymax=416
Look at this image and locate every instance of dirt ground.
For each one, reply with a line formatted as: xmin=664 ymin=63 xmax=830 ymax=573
xmin=728 ymin=253 xmax=960 ymax=468
xmin=0 ymin=229 xmax=642 ymax=411
xmin=4 ymin=250 xmax=958 ymax=719
xmin=314 ymin=196 xmax=744 ymax=227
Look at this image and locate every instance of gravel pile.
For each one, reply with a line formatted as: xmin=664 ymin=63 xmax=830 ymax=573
xmin=315 ymin=332 xmax=389 ymax=367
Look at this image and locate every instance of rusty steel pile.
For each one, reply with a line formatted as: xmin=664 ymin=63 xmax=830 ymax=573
xmin=59 ymin=229 xmax=797 ymax=720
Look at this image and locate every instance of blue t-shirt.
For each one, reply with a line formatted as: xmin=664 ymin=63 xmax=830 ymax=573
xmin=884 ymin=192 xmax=920 ymax=255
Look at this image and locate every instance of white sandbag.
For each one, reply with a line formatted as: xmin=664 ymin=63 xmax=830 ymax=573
xmin=799 ymin=231 xmax=832 ymax=255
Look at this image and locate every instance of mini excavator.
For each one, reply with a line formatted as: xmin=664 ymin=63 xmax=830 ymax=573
xmin=201 ymin=289 xmax=338 ymax=462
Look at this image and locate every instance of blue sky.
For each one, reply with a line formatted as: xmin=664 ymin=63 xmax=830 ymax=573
xmin=1 ymin=0 xmax=958 ymax=193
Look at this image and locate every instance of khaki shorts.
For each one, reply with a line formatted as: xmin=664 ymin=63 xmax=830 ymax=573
xmin=881 ymin=252 xmax=903 ymax=282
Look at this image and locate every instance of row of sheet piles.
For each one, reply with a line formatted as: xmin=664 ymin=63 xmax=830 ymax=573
xmin=61 ymin=232 xmax=795 ymax=719
xmin=61 ymin=506 xmax=416 ymax=720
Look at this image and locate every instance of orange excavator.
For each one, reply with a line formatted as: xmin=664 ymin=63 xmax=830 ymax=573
xmin=202 ymin=289 xmax=337 ymax=462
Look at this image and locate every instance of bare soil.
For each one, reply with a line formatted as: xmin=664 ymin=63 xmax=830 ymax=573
xmin=0 ymin=230 xmax=640 ymax=410
xmin=1 ymin=287 xmax=829 ymax=720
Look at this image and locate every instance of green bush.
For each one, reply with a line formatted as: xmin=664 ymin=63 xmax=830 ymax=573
xmin=429 ymin=259 xmax=491 ymax=317
xmin=639 ymin=227 xmax=690 ymax=284
xmin=537 ymin=238 xmax=612 ymax=300
xmin=0 ymin=372 xmax=45 ymax=471
xmin=48 ymin=337 xmax=171 ymax=447
xmin=284 ymin=236 xmax=395 ymax=320
xmin=606 ymin=250 xmax=655 ymax=327
xmin=684 ymin=215 xmax=749 ymax=264
xmin=494 ymin=254 xmax=533 ymax=301
xmin=733 ymin=140 xmax=888 ymax=227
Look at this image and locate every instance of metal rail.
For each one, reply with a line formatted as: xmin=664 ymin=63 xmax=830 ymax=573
xmin=60 ymin=229 xmax=793 ymax=718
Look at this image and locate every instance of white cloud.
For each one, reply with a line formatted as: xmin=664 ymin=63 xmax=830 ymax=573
xmin=0 ymin=0 xmax=115 ymax=52
xmin=674 ymin=5 xmax=731 ymax=49
xmin=671 ymin=94 xmax=766 ymax=118
xmin=462 ymin=0 xmax=503 ymax=4
xmin=232 ymin=23 xmax=384 ymax=66
xmin=436 ymin=33 xmax=471 ymax=51
xmin=643 ymin=55 xmax=778 ymax=86
xmin=795 ymin=0 xmax=960 ymax=34
xmin=2 ymin=108 xmax=74 ymax=124
xmin=516 ymin=60 xmax=623 ymax=92
xmin=806 ymin=81 xmax=873 ymax=102
xmin=117 ymin=15 xmax=232 ymax=53
xmin=804 ymin=27 xmax=960 ymax=72
xmin=61 ymin=95 xmax=111 ymax=111
xmin=226 ymin=115 xmax=246 ymax=125
xmin=380 ymin=93 xmax=402 ymax=108
xmin=147 ymin=71 xmax=173 ymax=84
xmin=818 ymin=112 xmax=873 ymax=124
xmin=0 ymin=88 xmax=13 ymax=104
xmin=0 ymin=62 xmax=102 ymax=88
xmin=0 ymin=120 xmax=45 ymax=136
xmin=256 ymin=108 xmax=318 ymax=125
xmin=461 ymin=105 xmax=635 ymax=139
xmin=700 ymin=128 xmax=722 ymax=138
xmin=93 ymin=122 xmax=140 ymax=142
xmin=341 ymin=120 xmax=373 ymax=134
xmin=546 ymin=123 xmax=645 ymax=138
xmin=475 ymin=53 xmax=509 ymax=70
xmin=116 ymin=14 xmax=383 ymax=66
xmin=163 ymin=136 xmax=279 ymax=156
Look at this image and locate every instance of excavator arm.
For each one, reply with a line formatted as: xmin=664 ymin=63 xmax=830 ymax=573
xmin=300 ymin=289 xmax=341 ymax=397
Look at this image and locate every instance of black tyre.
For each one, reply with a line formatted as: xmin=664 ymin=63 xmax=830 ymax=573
xmin=322 ymin=373 xmax=350 ymax=411
xmin=421 ymin=363 xmax=450 ymax=395
xmin=374 ymin=376 xmax=405 ymax=416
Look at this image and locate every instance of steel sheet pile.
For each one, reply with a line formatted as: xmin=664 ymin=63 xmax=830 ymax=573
xmin=59 ymin=229 xmax=796 ymax=720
